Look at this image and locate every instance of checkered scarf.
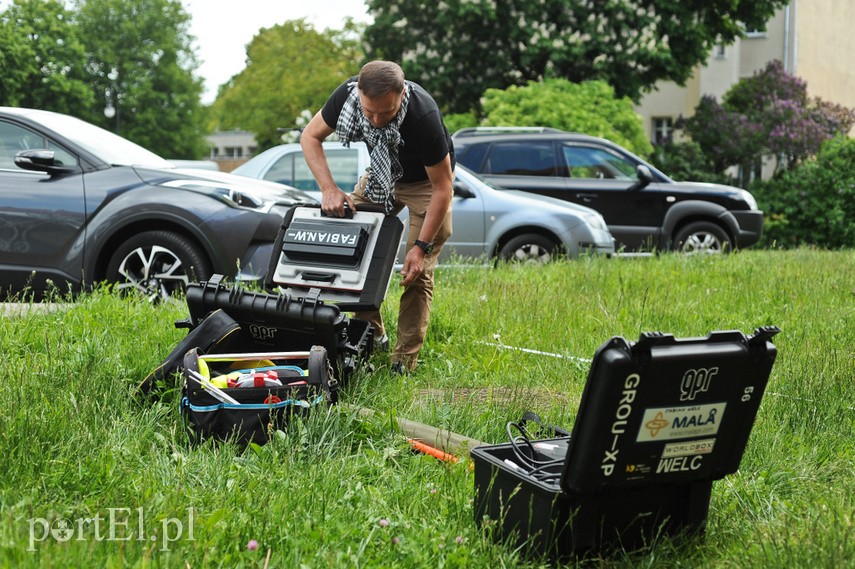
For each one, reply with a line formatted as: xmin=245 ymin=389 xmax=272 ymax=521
xmin=335 ymin=81 xmax=411 ymax=213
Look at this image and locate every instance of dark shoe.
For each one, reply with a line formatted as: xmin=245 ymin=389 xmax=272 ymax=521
xmin=376 ymin=334 xmax=389 ymax=352
xmin=390 ymin=362 xmax=410 ymax=376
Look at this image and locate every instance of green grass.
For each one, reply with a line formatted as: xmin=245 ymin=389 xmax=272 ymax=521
xmin=1 ymin=248 xmax=853 ymax=567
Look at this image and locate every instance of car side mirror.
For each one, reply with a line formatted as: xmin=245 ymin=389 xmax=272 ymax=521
xmin=14 ymin=149 xmax=80 ymax=176
xmin=453 ymin=179 xmax=475 ymax=199
xmin=627 ymin=165 xmax=653 ymax=192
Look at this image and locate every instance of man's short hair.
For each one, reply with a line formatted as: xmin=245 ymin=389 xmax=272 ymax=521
xmin=358 ymin=61 xmax=405 ymax=99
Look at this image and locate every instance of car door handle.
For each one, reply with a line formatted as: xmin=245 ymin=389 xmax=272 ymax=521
xmin=575 ymin=193 xmax=598 ymax=202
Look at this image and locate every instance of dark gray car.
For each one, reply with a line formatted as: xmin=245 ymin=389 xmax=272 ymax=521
xmin=0 ymin=107 xmax=316 ymax=301
xmin=453 ymin=128 xmax=764 ymax=253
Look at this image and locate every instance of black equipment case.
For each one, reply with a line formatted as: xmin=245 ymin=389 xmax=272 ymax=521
xmin=184 ymin=275 xmax=372 ymax=381
xmin=471 ymin=326 xmax=780 ymax=559
xmin=183 ymin=205 xmax=403 ymax=381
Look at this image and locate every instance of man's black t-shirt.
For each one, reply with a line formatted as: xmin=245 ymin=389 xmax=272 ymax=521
xmin=320 ymin=77 xmax=454 ymax=184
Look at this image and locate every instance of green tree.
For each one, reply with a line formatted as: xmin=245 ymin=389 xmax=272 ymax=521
xmin=209 ymin=19 xmax=363 ymax=151
xmin=365 ymin=0 xmax=788 ymax=113
xmin=478 ymin=79 xmax=652 ymax=156
xmin=75 ymin=0 xmax=207 ymax=158
xmin=0 ymin=0 xmax=94 ymax=113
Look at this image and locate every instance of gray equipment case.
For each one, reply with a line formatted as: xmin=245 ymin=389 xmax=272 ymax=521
xmin=265 ymin=204 xmax=403 ymax=312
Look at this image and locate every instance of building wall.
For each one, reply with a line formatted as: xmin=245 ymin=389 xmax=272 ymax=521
xmin=738 ymin=7 xmax=793 ymax=75
xmin=794 ymin=0 xmax=855 ymax=111
xmin=697 ymin=40 xmax=742 ymax=101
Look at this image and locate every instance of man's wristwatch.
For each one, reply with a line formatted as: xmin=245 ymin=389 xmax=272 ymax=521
xmin=414 ymin=239 xmax=434 ymax=255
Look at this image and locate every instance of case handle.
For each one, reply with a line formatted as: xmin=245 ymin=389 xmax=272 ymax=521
xmin=300 ymin=271 xmax=337 ymax=283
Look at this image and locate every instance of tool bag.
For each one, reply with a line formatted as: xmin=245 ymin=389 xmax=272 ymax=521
xmin=137 ymin=309 xmax=241 ymax=399
xmin=180 ymin=346 xmax=337 ymax=446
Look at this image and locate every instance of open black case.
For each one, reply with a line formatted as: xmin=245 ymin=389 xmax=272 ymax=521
xmin=182 ymin=205 xmax=403 ymax=382
xmin=471 ymin=326 xmax=780 ymax=559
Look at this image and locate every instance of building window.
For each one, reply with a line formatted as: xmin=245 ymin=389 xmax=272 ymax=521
xmin=714 ymin=43 xmax=726 ymax=59
xmin=744 ymin=28 xmax=767 ymax=39
xmin=224 ymin=146 xmax=243 ymax=158
xmin=652 ymin=117 xmax=674 ymax=145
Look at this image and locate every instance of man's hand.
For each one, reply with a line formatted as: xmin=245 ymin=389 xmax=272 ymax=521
xmin=398 ymin=156 xmax=453 ymax=286
xmin=322 ymin=188 xmax=356 ymax=217
xmin=302 ymin=110 xmax=357 ymax=217
xmin=400 ymin=246 xmax=426 ymax=286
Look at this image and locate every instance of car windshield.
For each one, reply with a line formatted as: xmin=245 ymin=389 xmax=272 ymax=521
xmin=456 ymin=165 xmax=499 ymax=189
xmin=33 ymin=111 xmax=174 ymax=168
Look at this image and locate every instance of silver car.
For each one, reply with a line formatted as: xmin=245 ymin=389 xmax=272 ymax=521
xmin=232 ymin=142 xmax=615 ymax=263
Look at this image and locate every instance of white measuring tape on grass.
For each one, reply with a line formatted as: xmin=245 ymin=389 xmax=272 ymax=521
xmin=476 ymin=339 xmax=592 ymax=368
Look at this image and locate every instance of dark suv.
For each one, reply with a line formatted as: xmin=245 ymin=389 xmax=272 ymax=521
xmin=453 ymin=128 xmax=763 ymax=253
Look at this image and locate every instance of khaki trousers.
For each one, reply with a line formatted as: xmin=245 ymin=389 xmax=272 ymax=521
xmin=351 ymin=176 xmax=453 ymax=370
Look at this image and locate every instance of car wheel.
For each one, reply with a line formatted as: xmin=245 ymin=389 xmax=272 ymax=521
xmin=673 ymin=222 xmax=732 ymax=254
xmin=497 ymin=234 xmax=556 ymax=264
xmin=106 ymin=230 xmax=211 ymax=301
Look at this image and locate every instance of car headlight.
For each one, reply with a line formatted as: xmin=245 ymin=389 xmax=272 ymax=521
xmin=161 ymin=179 xmax=275 ymax=212
xmin=740 ymin=189 xmax=758 ymax=210
xmin=221 ymin=189 xmax=265 ymax=210
xmin=583 ymin=211 xmax=609 ymax=231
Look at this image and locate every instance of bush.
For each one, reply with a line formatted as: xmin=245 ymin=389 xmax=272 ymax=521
xmin=480 ymin=79 xmax=653 ymax=156
xmin=443 ymin=111 xmax=479 ymax=135
xmin=750 ymin=136 xmax=855 ymax=248
xmin=648 ymin=141 xmax=735 ymax=185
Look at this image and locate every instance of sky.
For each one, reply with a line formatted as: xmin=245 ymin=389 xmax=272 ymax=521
xmin=184 ymin=0 xmax=373 ymax=104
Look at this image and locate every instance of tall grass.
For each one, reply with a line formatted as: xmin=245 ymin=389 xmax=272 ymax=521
xmin=0 ymin=249 xmax=852 ymax=567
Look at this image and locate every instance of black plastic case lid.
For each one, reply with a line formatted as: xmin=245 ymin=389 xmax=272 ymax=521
xmin=561 ymin=327 xmax=780 ymax=494
xmin=265 ymin=205 xmax=403 ymax=312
